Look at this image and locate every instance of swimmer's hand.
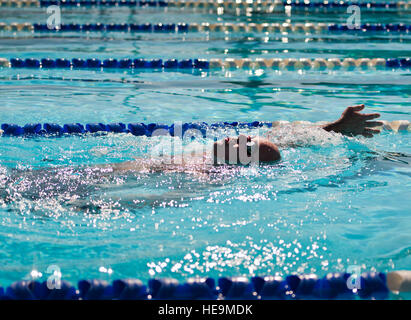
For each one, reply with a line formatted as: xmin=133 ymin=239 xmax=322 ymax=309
xmin=322 ymin=104 xmax=383 ymax=138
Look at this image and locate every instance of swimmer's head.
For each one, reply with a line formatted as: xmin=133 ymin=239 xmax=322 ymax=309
xmin=213 ymin=134 xmax=281 ymax=165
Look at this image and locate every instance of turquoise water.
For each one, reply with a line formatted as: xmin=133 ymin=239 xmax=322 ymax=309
xmin=0 ymin=2 xmax=410 ymax=297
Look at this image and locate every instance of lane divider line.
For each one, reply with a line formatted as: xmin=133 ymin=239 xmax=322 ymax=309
xmin=1 ymin=120 xmax=409 ymax=137
xmin=1 ymin=271 xmax=411 ymax=300
xmin=1 ymin=57 xmax=411 ymax=70
xmin=1 ymin=22 xmax=410 ymax=33
xmin=1 ymin=0 xmax=410 ymax=10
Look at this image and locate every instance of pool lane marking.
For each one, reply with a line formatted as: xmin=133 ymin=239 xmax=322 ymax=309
xmin=2 ymin=57 xmax=411 ymax=70
xmin=1 ymin=22 xmax=410 ymax=33
xmin=1 ymin=0 xmax=410 ymax=10
xmin=0 ymin=270 xmax=411 ymax=299
xmin=0 ymin=120 xmax=410 ymax=137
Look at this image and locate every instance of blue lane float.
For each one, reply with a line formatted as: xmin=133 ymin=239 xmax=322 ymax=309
xmin=5 ymin=57 xmax=411 ymax=70
xmin=25 ymin=22 xmax=411 ymax=33
xmin=0 ymin=272 xmax=399 ymax=300
xmin=328 ymin=23 xmax=410 ymax=32
xmin=36 ymin=0 xmax=407 ymax=9
xmin=8 ymin=58 xmax=210 ymax=70
xmin=2 ymin=120 xmax=411 ymax=138
xmin=39 ymin=0 xmax=168 ymax=7
xmin=0 ymin=121 xmax=268 ymax=137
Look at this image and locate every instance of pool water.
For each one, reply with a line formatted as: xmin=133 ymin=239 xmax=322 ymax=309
xmin=0 ymin=1 xmax=410 ymax=297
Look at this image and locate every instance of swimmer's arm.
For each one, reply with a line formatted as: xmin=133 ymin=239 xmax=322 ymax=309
xmin=321 ymin=104 xmax=383 ymax=138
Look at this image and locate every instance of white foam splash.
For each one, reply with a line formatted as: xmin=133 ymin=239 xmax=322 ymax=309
xmin=0 ymin=165 xmax=8 ymax=186
xmin=264 ymin=124 xmax=344 ymax=148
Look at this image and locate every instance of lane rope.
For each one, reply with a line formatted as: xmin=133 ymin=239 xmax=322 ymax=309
xmin=1 ymin=0 xmax=410 ymax=10
xmin=0 ymin=120 xmax=409 ymax=137
xmin=1 ymin=271 xmax=411 ymax=300
xmin=1 ymin=22 xmax=410 ymax=33
xmin=1 ymin=57 xmax=411 ymax=70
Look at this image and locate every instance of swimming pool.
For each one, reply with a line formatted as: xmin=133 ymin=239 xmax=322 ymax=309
xmin=0 ymin=1 xmax=410 ymax=299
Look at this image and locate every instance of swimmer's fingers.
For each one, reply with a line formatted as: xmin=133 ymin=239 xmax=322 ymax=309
xmin=350 ymin=104 xmax=365 ymax=112
xmin=362 ymin=128 xmax=380 ymax=138
xmin=365 ymin=128 xmax=381 ymax=134
xmin=365 ymin=121 xmax=384 ymax=127
xmin=361 ymin=113 xmax=380 ymax=120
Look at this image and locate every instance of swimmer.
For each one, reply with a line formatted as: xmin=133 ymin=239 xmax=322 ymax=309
xmin=0 ymin=104 xmax=384 ymax=210
xmin=108 ymin=104 xmax=382 ymax=172
xmin=210 ymin=104 xmax=381 ymax=165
